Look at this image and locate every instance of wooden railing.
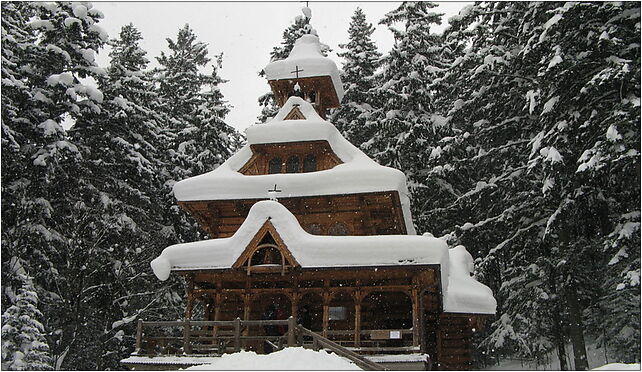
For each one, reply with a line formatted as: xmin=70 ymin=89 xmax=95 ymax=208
xmin=135 ymin=317 xmax=296 ymax=355
xmin=296 ymin=326 xmax=386 ymax=371
xmin=134 ymin=317 xmax=389 ymax=370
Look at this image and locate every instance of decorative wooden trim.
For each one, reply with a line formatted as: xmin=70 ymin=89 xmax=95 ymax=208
xmin=284 ymin=106 xmax=306 ymax=120
xmin=231 ymin=220 xmax=300 ymax=272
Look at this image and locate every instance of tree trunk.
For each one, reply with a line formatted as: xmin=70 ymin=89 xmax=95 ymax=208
xmin=552 ymin=307 xmax=568 ymax=370
xmin=567 ymin=281 xmax=589 ymax=370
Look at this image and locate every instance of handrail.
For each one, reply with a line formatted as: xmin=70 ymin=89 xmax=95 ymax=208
xmin=295 ymin=326 xmax=386 ymax=371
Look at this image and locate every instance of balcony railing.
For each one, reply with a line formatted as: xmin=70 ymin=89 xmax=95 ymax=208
xmin=133 ymin=317 xmax=398 ymax=371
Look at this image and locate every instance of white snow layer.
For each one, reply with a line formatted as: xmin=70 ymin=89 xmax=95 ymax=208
xmin=185 ymin=347 xmax=361 ymax=370
xmin=263 ymin=34 xmax=344 ymax=102
xmin=173 ymin=97 xmax=416 ymax=235
xmin=442 ymin=245 xmax=497 ymax=315
xmin=151 ymin=201 xmax=496 ymax=315
xmin=592 ymin=363 xmax=641 ymax=370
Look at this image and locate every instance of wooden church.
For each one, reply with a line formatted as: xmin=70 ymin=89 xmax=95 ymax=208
xmin=143 ymin=34 xmax=496 ymax=370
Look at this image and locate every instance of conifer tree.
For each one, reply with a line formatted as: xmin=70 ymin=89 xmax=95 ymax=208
xmin=155 ymin=24 xmax=239 ymax=244
xmin=364 ymin=2 xmax=448 ymax=233
xmin=329 ymin=7 xmax=381 ymax=146
xmin=1 ymin=277 xmax=52 ymax=370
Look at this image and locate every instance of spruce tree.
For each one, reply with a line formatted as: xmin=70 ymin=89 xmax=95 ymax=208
xmin=155 ymin=24 xmax=239 ymax=245
xmin=329 ymin=7 xmax=381 ymax=146
xmin=1 ymin=277 xmax=52 ymax=370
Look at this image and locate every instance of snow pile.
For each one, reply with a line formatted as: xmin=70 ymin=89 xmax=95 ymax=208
xmin=185 ymin=347 xmax=361 ymax=370
xmin=173 ymin=97 xmax=416 ymax=234
xmin=443 ymin=245 xmax=497 ymax=315
xmin=264 ymin=34 xmax=344 ymax=102
xmin=592 ymin=363 xmax=641 ymax=370
xmin=151 ymin=200 xmax=449 ymax=283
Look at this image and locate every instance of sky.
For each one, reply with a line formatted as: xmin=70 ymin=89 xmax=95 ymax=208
xmin=95 ymin=2 xmax=468 ymax=131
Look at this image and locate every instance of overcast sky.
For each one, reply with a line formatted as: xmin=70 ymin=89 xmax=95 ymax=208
xmin=95 ymin=2 xmax=468 ymax=131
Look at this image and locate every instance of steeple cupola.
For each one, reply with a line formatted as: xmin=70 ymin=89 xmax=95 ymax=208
xmin=264 ymin=34 xmax=344 ymax=118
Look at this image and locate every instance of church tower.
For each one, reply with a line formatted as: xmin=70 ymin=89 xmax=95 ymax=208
xmin=263 ymin=34 xmax=344 ymax=119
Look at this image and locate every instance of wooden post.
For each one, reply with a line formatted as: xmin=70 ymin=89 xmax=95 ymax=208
xmin=185 ymin=275 xmax=194 ymax=320
xmin=184 ymin=319 xmax=192 ymax=354
xmin=135 ymin=320 xmax=143 ymax=353
xmin=287 ymin=316 xmax=296 ymax=346
xmin=412 ymin=288 xmax=420 ymax=347
xmin=213 ymin=292 xmax=221 ymax=338
xmin=419 ymin=290 xmax=426 ymax=354
xmin=353 ymin=303 xmax=361 ymax=348
xmin=312 ymin=337 xmax=320 ymax=351
xmin=234 ymin=317 xmax=241 ymax=352
xmin=322 ymin=293 xmax=330 ymax=338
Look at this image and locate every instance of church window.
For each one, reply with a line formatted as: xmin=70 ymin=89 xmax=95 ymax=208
xmin=268 ymin=157 xmax=282 ymax=174
xmin=303 ymin=154 xmax=317 ymax=172
xmin=286 ymin=156 xmax=299 ymax=173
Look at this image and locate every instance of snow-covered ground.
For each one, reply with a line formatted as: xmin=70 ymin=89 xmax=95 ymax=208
xmin=483 ymin=341 xmax=640 ymax=371
xmin=184 ymin=347 xmax=362 ymax=370
xmin=592 ymin=363 xmax=641 ymax=370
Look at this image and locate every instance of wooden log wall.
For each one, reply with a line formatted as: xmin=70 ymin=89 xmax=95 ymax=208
xmin=239 ymin=141 xmax=342 ymax=176
xmin=436 ymin=314 xmax=476 ymax=370
xmin=179 ymin=191 xmax=408 ymax=239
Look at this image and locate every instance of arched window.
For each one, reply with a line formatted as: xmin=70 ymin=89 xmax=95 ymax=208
xmin=286 ymin=156 xmax=299 ymax=173
xmin=303 ymin=154 xmax=317 ymax=173
xmin=268 ymin=157 xmax=282 ymax=174
xmin=328 ymin=222 xmax=349 ymax=236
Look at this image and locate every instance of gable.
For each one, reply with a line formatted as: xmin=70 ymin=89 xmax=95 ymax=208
xmin=283 ymin=106 xmax=306 ymax=120
xmin=232 ymin=220 xmax=299 ymax=275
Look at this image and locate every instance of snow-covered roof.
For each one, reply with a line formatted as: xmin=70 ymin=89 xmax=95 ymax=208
xmin=264 ymin=34 xmax=344 ymax=102
xmin=151 ymin=201 xmax=496 ymax=315
xmin=173 ymin=97 xmax=416 ymax=234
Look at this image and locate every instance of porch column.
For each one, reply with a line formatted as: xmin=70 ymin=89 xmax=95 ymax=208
xmin=185 ymin=276 xmax=195 ymax=320
xmin=354 ymin=291 xmax=362 ymax=348
xmin=322 ymin=292 xmax=330 ymax=338
xmin=291 ymin=291 xmax=299 ymax=323
xmin=412 ymin=288 xmax=420 ymax=346
xmin=212 ymin=292 xmax=222 ymax=338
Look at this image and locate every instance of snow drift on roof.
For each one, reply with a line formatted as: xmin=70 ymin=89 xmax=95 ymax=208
xmin=443 ymin=245 xmax=497 ymax=315
xmin=172 ymin=97 xmax=416 ymax=234
xmin=264 ymin=34 xmax=344 ymax=102
xmin=151 ymin=201 xmax=496 ymax=315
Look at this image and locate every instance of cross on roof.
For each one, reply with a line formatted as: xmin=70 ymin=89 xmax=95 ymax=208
xmin=290 ymin=65 xmax=304 ymax=79
xmin=267 ymin=184 xmax=282 ymax=201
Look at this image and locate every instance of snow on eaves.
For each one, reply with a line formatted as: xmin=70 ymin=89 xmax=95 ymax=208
xmin=173 ymin=97 xmax=416 ymax=234
xmin=263 ymin=35 xmax=344 ymax=102
xmin=151 ymin=201 xmax=496 ymax=315
xmin=152 ymin=200 xmax=441 ymax=277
